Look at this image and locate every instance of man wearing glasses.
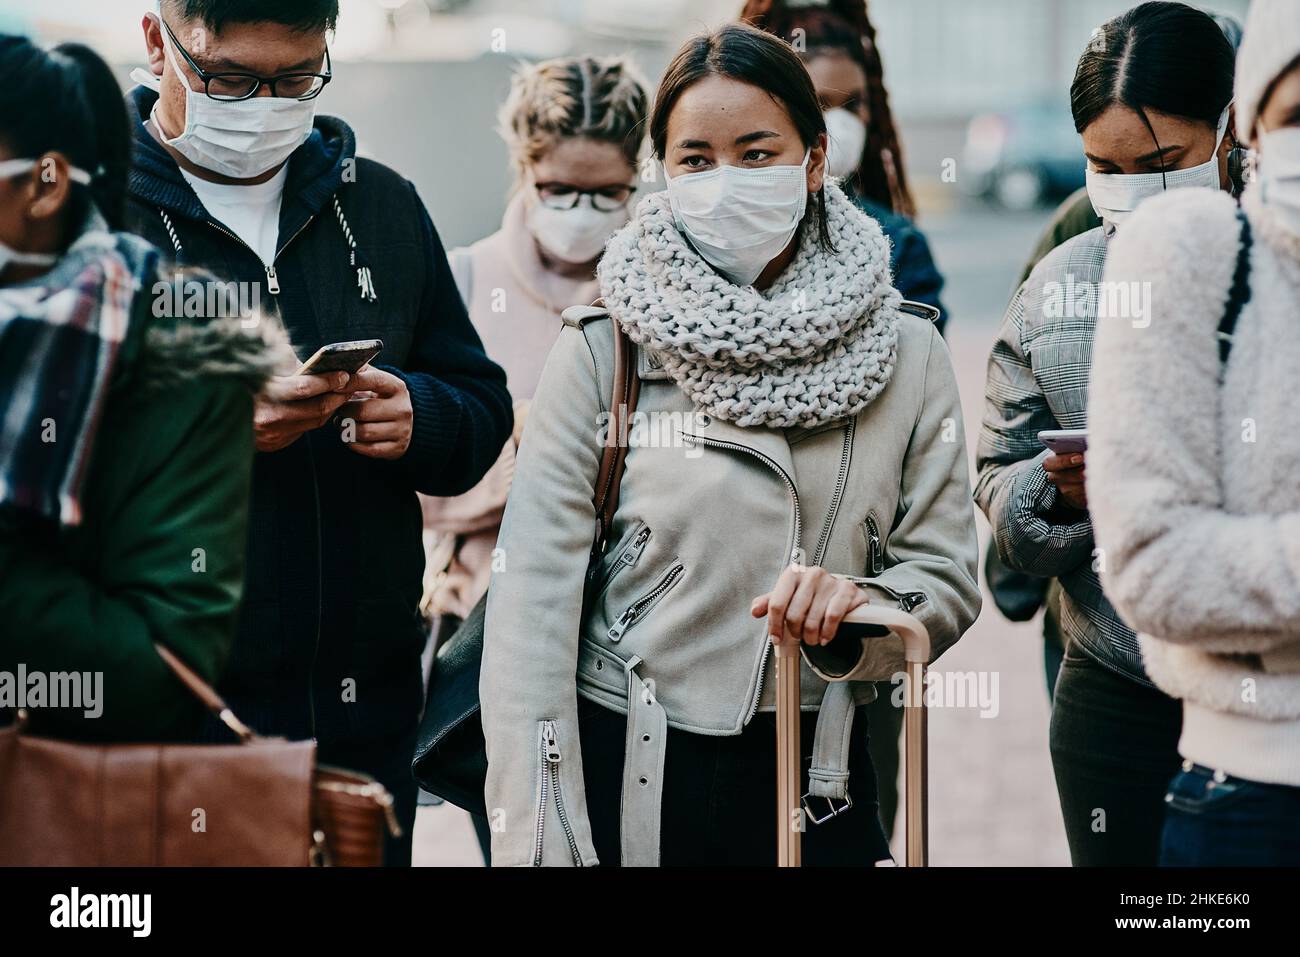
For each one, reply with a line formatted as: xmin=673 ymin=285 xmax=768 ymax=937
xmin=124 ymin=0 xmax=512 ymax=866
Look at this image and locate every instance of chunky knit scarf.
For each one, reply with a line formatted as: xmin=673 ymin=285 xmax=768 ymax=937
xmin=598 ymin=180 xmax=900 ymax=428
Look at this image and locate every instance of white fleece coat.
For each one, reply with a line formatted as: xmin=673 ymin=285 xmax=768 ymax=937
xmin=1088 ymin=185 xmax=1300 ymax=785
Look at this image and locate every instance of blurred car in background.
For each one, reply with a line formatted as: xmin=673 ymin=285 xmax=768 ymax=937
xmin=961 ymin=101 xmax=1085 ymax=211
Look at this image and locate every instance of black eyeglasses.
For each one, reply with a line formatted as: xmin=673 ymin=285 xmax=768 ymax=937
xmin=162 ymin=17 xmax=332 ymax=102
xmin=534 ymin=182 xmax=636 ymax=213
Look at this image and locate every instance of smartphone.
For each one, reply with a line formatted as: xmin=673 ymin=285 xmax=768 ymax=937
xmin=296 ymin=339 xmax=383 ymax=376
xmin=1038 ymin=428 xmax=1088 ymax=456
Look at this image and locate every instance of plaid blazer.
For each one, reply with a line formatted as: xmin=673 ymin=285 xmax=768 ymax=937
xmin=974 ymin=226 xmax=1147 ymax=683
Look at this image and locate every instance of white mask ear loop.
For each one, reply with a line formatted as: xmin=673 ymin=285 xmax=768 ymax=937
xmin=131 ymin=12 xmax=192 ymax=102
xmin=0 ymin=158 xmax=93 ymax=186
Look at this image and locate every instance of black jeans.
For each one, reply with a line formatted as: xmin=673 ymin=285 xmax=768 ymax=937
xmin=1049 ymin=641 xmax=1181 ymax=866
xmin=578 ymin=695 xmax=892 ymax=866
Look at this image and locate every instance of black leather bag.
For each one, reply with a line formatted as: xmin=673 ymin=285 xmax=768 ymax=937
xmin=412 ymin=322 xmax=639 ymax=816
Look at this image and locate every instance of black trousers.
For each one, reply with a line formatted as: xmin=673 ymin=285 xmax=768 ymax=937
xmin=577 ymin=695 xmax=892 ymax=866
xmin=1049 ymin=640 xmax=1182 ymax=866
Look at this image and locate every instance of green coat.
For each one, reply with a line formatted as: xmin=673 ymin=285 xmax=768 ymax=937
xmin=0 ymin=293 xmax=275 ymax=742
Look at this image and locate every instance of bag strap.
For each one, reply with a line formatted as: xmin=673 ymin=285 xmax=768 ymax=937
xmin=590 ymin=322 xmax=640 ymax=561
xmin=1218 ymin=207 xmax=1253 ymax=367
xmin=152 ymin=643 xmax=259 ymax=743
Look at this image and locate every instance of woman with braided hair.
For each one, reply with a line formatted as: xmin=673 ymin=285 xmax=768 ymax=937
xmin=742 ymin=0 xmax=948 ymax=334
xmin=423 ymin=55 xmax=649 ymax=631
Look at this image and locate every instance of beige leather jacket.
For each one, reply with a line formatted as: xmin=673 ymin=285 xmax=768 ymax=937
xmin=481 ymin=309 xmax=981 ymax=865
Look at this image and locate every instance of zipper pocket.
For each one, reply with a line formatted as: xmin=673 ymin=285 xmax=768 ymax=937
xmin=533 ymin=720 xmax=583 ymax=867
xmin=864 ymin=513 xmax=885 ymax=576
xmin=607 ymin=560 xmax=685 ymax=642
xmin=593 ymin=523 xmax=652 ymax=602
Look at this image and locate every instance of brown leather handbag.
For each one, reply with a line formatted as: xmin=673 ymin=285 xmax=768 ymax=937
xmin=0 ymin=644 xmax=399 ymax=866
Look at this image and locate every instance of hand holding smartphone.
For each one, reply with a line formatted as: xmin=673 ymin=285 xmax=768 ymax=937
xmin=1039 ymin=428 xmax=1088 ymax=511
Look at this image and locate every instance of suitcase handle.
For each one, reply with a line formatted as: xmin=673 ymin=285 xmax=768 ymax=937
xmin=841 ymin=604 xmax=930 ymax=663
xmin=841 ymin=605 xmax=929 ymax=867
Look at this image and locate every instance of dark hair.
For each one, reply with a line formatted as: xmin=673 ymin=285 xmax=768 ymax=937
xmin=1071 ymin=1 xmax=1235 ymax=142
xmin=162 ymin=0 xmax=339 ymax=34
xmin=741 ymin=0 xmax=915 ymax=219
xmin=0 ymin=35 xmax=131 ymax=233
xmin=651 ymin=23 xmax=833 ymax=250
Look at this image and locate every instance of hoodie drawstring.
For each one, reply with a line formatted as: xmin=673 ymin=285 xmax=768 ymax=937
xmin=332 ymin=196 xmax=378 ymax=303
xmin=158 ymin=209 xmax=184 ymax=259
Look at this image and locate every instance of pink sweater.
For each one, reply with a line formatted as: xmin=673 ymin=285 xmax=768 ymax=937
xmin=421 ymin=193 xmax=600 ymax=619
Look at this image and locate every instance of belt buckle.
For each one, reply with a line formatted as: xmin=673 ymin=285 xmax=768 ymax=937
xmin=800 ymin=790 xmax=853 ymax=825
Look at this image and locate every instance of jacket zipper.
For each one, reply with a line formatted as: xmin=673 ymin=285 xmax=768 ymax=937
xmin=533 ymin=720 xmax=583 ymax=866
xmin=203 ymin=214 xmax=317 ymax=297
xmin=595 ymin=525 xmax=651 ymax=602
xmin=898 ymin=591 xmax=928 ymax=613
xmin=182 ymin=207 xmax=323 ymax=735
xmin=812 ymin=421 xmax=855 ymax=567
xmin=607 ymin=559 xmax=684 ymax=642
xmin=865 ymin=514 xmax=885 ymax=575
xmin=680 ymin=433 xmax=802 ymax=723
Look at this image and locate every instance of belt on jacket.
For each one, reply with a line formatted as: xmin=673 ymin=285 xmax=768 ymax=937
xmin=616 ymin=657 xmax=857 ymax=866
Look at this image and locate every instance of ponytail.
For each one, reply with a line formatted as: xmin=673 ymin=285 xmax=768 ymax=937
xmin=53 ymin=43 xmax=132 ymax=231
xmin=0 ymin=35 xmax=131 ymax=233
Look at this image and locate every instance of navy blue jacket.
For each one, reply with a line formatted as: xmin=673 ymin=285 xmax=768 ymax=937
xmin=125 ymin=88 xmax=512 ymax=753
xmin=849 ymin=191 xmax=949 ymax=335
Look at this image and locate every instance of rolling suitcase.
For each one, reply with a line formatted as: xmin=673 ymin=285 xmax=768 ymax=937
xmin=776 ymin=604 xmax=929 ymax=867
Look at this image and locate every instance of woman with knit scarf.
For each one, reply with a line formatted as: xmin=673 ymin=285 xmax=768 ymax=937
xmin=479 ymin=23 xmax=980 ymax=867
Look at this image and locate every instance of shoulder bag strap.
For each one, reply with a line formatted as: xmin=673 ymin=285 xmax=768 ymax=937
xmin=1218 ymin=207 xmax=1253 ymax=368
xmin=591 ymin=322 xmax=640 ymax=562
xmin=153 ymin=643 xmax=259 ymax=743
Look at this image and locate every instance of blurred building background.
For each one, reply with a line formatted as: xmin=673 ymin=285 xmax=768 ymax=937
xmin=3 ymin=0 xmax=1251 ymax=239
xmin=1 ymin=0 xmax=1254 ymax=866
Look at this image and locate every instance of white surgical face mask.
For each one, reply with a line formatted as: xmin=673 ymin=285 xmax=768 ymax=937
xmin=665 ymin=151 xmax=810 ymax=287
xmin=0 ymin=159 xmax=92 ymax=279
xmin=526 ymin=195 xmax=628 ymax=265
xmin=1255 ymin=123 xmax=1300 ymax=238
xmin=1085 ymin=106 xmax=1231 ymax=228
xmin=824 ymin=108 xmax=867 ymax=180
xmin=130 ymin=24 xmax=317 ymax=180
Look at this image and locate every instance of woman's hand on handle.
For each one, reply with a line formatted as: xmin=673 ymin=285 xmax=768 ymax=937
xmin=752 ymin=564 xmax=870 ymax=647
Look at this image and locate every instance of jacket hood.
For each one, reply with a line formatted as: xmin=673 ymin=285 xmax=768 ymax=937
xmin=126 ymin=84 xmax=356 ymax=222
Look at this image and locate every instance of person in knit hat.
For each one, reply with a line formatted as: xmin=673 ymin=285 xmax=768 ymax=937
xmin=1087 ymin=0 xmax=1300 ymax=866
